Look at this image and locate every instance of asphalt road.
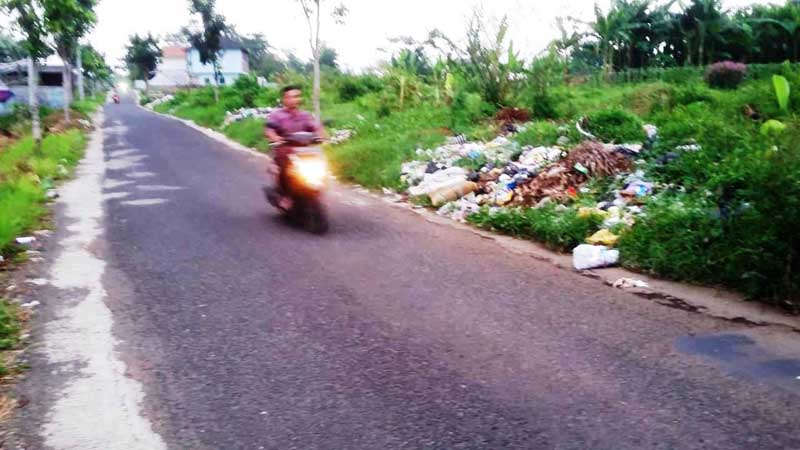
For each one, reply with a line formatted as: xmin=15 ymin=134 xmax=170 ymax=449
xmin=16 ymin=100 xmax=800 ymax=450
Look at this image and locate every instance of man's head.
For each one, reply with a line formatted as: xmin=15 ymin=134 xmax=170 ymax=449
xmin=282 ymin=85 xmax=302 ymax=111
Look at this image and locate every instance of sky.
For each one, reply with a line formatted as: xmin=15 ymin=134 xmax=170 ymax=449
xmin=7 ymin=0 xmax=780 ymax=71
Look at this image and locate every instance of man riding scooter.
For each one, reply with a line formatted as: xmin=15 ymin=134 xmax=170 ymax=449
xmin=265 ymin=85 xmax=326 ymax=211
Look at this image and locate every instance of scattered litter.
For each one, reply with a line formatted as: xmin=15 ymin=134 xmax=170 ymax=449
xmin=573 ymin=244 xmax=620 ymax=270
xmin=613 ymin=278 xmax=650 ymax=289
xmin=144 ymin=94 xmax=174 ymax=110
xmin=407 ymin=167 xmax=468 ymax=198
xmin=33 ymin=230 xmax=52 ymax=237
xmin=25 ymin=278 xmax=48 ymax=286
xmin=15 ymin=236 xmax=36 ymax=246
xmin=517 ymin=141 xmax=633 ymax=204
xmin=0 ymin=255 xmax=3 ymax=263
xmin=586 ymin=229 xmax=619 ymax=246
xmin=5 ymin=285 xmax=14 ymax=292
xmin=676 ymin=143 xmax=701 ymax=152
xmin=46 ymin=189 xmax=59 ymax=199
xmin=330 ymin=129 xmax=354 ymax=145
xmin=21 ymin=301 xmax=40 ymax=308
xmin=429 ymin=179 xmax=478 ymax=207
xmin=437 ymin=193 xmax=481 ymax=222
xmin=222 ymin=106 xmax=274 ymax=127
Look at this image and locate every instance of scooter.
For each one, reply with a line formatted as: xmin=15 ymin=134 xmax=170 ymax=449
xmin=264 ymin=131 xmax=330 ymax=234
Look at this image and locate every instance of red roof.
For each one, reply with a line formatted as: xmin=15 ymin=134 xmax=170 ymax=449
xmin=162 ymin=46 xmax=187 ymax=58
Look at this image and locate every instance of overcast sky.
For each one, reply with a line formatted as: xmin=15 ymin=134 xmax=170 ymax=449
xmin=7 ymin=0 xmax=779 ymax=71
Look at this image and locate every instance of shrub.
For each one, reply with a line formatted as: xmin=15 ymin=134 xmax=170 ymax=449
xmin=585 ymin=108 xmax=645 ymax=142
xmin=514 ymin=121 xmax=559 ymax=147
xmin=451 ymin=89 xmax=493 ymax=133
xmin=670 ymin=83 xmax=716 ymax=107
xmin=337 ymin=75 xmax=384 ymax=102
xmin=468 ymin=205 xmax=604 ymax=252
xmin=232 ymin=74 xmax=262 ymax=108
xmin=706 ymin=61 xmax=747 ymax=89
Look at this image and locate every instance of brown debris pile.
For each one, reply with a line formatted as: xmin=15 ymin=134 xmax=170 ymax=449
xmin=516 ymin=141 xmax=633 ymax=204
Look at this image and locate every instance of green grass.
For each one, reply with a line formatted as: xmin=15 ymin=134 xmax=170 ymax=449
xmin=0 ymin=130 xmax=86 ymax=252
xmin=468 ymin=205 xmax=605 ymax=252
xmin=0 ymin=299 xmax=23 ymax=376
xmin=223 ymin=118 xmax=270 ymax=152
xmin=327 ymin=105 xmax=449 ymax=189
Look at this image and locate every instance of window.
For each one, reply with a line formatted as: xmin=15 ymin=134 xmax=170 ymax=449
xmin=219 ymin=76 xmax=226 ymax=85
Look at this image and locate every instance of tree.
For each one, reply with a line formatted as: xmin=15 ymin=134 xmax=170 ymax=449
xmin=681 ymin=0 xmax=725 ymax=66
xmin=124 ymin=33 xmax=161 ymax=94
xmin=2 ymin=0 xmax=50 ymax=146
xmin=297 ymin=0 xmax=347 ymax=119
xmin=42 ymin=0 xmax=97 ymax=122
xmin=80 ymin=44 xmax=112 ymax=88
xmin=319 ymin=45 xmax=338 ymax=69
xmin=229 ymin=30 xmax=286 ymax=79
xmin=185 ymin=0 xmax=227 ymax=102
xmin=0 ymin=32 xmax=26 ymax=62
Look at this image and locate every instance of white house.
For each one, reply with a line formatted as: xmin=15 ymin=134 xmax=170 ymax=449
xmin=186 ymin=37 xmax=250 ymax=86
xmin=149 ymin=45 xmax=191 ymax=88
xmin=149 ymin=37 xmax=250 ymax=89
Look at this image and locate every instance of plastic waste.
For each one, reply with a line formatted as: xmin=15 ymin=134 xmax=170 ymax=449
xmin=15 ymin=236 xmax=36 ymax=246
xmin=407 ymin=167 xmax=468 ymax=197
xmin=586 ymin=229 xmax=619 ymax=246
xmin=573 ymin=244 xmax=620 ymax=270
xmin=428 ymin=179 xmax=478 ymax=206
xmin=613 ymin=278 xmax=649 ymax=289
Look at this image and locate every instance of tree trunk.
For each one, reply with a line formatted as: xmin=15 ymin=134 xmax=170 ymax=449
xmin=77 ymin=47 xmax=85 ymax=101
xmin=28 ymin=57 xmax=42 ymax=149
xmin=312 ymin=2 xmax=321 ymax=120
xmin=62 ymin=60 xmax=72 ymax=123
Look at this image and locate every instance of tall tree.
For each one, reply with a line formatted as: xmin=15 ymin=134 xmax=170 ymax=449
xmin=185 ymin=0 xmax=227 ymax=102
xmin=297 ymin=0 xmax=347 ymax=119
xmin=124 ymin=33 xmax=161 ymax=95
xmin=2 ymin=0 xmax=49 ymax=146
xmin=0 ymin=32 xmax=26 ymax=62
xmin=80 ymin=44 xmax=112 ymax=89
xmin=42 ymin=0 xmax=97 ymax=122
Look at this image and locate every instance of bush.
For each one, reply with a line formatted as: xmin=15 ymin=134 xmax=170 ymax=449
xmin=585 ymin=108 xmax=645 ymax=142
xmin=451 ymin=90 xmax=493 ymax=133
xmin=706 ymin=61 xmax=747 ymax=89
xmin=468 ymin=205 xmax=605 ymax=252
xmin=514 ymin=121 xmax=559 ymax=147
xmin=670 ymin=83 xmax=716 ymax=107
xmin=337 ymin=75 xmax=384 ymax=102
xmin=232 ymin=74 xmax=262 ymax=108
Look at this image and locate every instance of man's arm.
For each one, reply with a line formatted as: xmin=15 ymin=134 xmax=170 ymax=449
xmin=265 ymin=126 xmax=283 ymax=143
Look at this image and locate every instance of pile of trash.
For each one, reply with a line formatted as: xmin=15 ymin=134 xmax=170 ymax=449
xmin=144 ymin=95 xmax=174 ymax=110
xmin=397 ymin=122 xmax=679 ymax=272
xmin=222 ymin=107 xmax=274 ymax=127
xmin=516 ymin=141 xmax=633 ymax=204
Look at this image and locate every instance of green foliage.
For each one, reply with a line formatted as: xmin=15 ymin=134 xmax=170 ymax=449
xmin=773 ymin=74 xmax=791 ymax=112
xmin=0 ymin=130 xmax=86 ymax=251
xmin=585 ymin=108 xmax=645 ymax=142
xmin=327 ymin=105 xmax=448 ymax=188
xmin=468 ymin=205 xmax=605 ymax=252
xmin=514 ymin=121 xmax=560 ymax=147
xmin=0 ymin=300 xmax=21 ymax=351
xmin=223 ymin=117 xmax=269 ymax=151
xmin=124 ymin=33 xmax=161 ymax=84
xmin=761 ymin=119 xmax=786 ymax=136
xmin=232 ymin=74 xmax=261 ymax=108
xmin=336 ymin=75 xmax=383 ymax=102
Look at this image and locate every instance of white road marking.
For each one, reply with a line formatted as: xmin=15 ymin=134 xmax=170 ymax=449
xmin=122 ymin=198 xmax=169 ymax=206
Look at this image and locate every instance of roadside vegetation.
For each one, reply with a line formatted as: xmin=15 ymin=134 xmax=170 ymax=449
xmin=145 ymin=0 xmax=800 ymax=313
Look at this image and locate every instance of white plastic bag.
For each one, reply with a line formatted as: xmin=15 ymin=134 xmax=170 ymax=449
xmin=573 ymin=244 xmax=620 ymax=270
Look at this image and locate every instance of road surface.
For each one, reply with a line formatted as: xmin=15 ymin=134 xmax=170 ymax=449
xmin=11 ymin=99 xmax=800 ymax=450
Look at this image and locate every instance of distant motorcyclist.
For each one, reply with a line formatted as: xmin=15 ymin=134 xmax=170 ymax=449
xmin=265 ymin=85 xmax=325 ymax=210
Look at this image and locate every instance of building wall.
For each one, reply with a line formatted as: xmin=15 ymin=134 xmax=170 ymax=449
xmin=150 ymin=56 xmax=190 ymax=87
xmin=187 ymin=49 xmax=248 ymax=86
xmin=0 ymin=85 xmax=67 ymax=115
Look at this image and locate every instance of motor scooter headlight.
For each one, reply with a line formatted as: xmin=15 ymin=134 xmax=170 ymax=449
xmin=295 ymin=158 xmax=328 ymax=188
